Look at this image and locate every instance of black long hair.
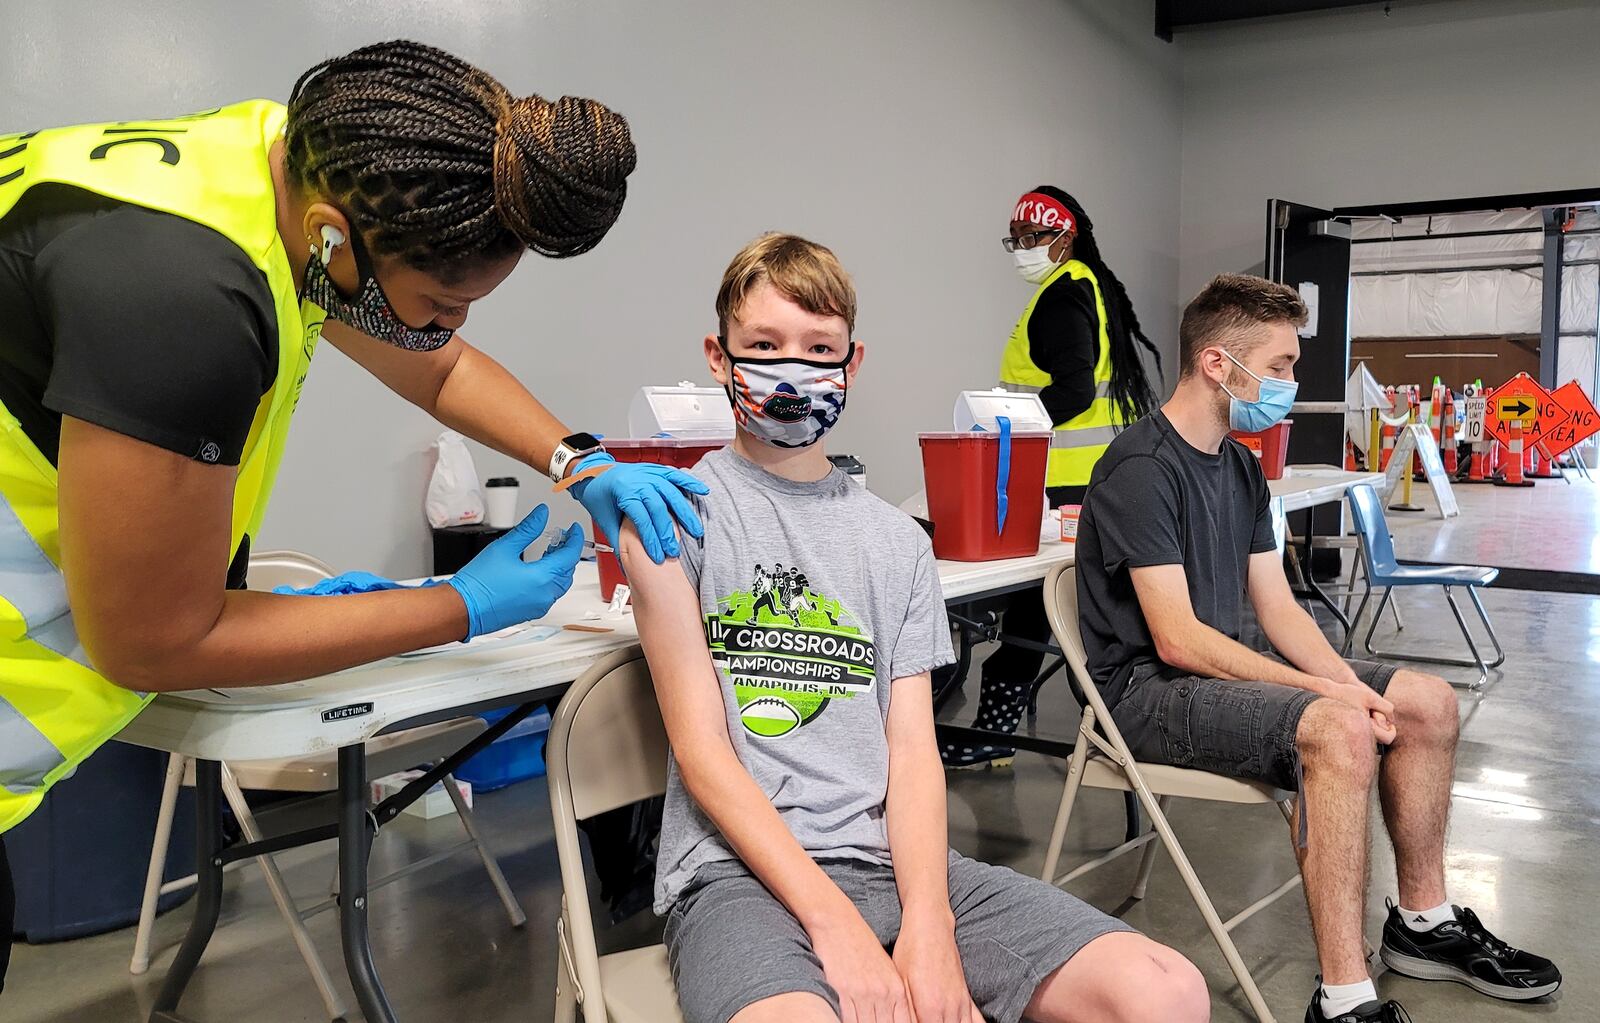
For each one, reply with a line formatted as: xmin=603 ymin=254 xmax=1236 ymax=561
xmin=1034 ymin=185 xmax=1162 ymax=422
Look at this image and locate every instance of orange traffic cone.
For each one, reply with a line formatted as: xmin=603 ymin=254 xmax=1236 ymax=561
xmin=1495 ymin=419 xmax=1535 ymax=488
xmin=1442 ymin=391 xmax=1459 ymax=475
xmin=1528 ymin=440 xmax=1563 ymax=479
xmin=1344 ymin=440 xmax=1358 ymax=471
xmin=1380 ymin=416 xmax=1398 ymax=470
xmin=1465 ymin=442 xmax=1489 ymax=482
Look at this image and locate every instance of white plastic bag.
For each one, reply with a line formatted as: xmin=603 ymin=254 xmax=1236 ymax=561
xmin=425 ymin=431 xmax=485 ymax=527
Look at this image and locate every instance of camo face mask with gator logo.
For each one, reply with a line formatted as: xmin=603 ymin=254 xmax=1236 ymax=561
xmin=719 ymin=339 xmax=853 ymax=449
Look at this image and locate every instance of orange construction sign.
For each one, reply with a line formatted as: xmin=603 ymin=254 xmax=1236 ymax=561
xmin=1485 ymin=373 xmax=1569 ymax=449
xmin=1542 ymin=381 xmax=1600 ymax=458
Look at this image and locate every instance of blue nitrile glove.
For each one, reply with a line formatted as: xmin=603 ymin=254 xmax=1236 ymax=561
xmin=570 ymin=453 xmax=710 ymax=564
xmin=274 ymin=572 xmax=445 ymax=596
xmin=445 ymin=504 xmax=585 ymax=640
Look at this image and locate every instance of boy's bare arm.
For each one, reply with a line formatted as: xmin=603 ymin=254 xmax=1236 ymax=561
xmin=622 ymin=522 xmax=917 ymax=1018
xmin=620 ymin=522 xmax=856 ymax=929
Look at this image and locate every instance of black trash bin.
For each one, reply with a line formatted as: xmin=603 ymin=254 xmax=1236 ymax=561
xmin=8 ymin=739 xmax=194 ymax=942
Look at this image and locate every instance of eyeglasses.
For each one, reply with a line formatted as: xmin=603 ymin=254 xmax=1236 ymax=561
xmin=1001 ymin=230 xmax=1062 ymax=253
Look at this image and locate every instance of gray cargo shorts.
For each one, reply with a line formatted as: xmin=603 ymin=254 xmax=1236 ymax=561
xmin=663 ymin=853 xmax=1133 ymax=1023
xmin=1109 ymin=657 xmax=1399 ymax=792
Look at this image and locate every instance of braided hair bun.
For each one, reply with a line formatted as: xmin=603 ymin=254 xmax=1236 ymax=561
xmin=492 ymin=93 xmax=636 ymax=259
xmin=285 ymin=40 xmax=637 ymax=272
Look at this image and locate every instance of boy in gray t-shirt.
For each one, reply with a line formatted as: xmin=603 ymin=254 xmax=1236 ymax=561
xmin=621 ymin=234 xmax=1207 ymax=1023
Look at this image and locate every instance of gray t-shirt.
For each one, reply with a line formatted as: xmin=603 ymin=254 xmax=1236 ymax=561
xmin=653 ymin=448 xmax=956 ymax=914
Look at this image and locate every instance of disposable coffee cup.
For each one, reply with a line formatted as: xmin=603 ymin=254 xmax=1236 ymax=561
xmin=484 ymin=477 xmax=520 ymax=529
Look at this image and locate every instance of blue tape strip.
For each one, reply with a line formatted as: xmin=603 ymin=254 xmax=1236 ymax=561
xmin=996 ymin=415 xmax=1011 ymax=534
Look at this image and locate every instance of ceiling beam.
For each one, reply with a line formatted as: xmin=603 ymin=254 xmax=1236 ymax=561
xmin=1157 ymin=0 xmax=1389 ymax=40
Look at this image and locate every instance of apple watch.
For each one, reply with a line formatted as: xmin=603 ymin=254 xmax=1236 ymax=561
xmin=547 ymin=432 xmax=605 ymax=482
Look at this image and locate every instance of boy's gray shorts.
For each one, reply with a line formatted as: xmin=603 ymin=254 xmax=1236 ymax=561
xmin=663 ymin=853 xmax=1133 ymax=1023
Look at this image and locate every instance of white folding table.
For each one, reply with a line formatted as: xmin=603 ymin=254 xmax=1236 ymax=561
xmin=1271 ymin=468 xmax=1384 ymax=631
xmin=123 ymin=467 xmax=1381 ymax=1023
xmin=121 ymin=548 xmax=1077 ymax=1023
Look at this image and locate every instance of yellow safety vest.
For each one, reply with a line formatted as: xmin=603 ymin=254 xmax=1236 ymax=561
xmin=998 ymin=259 xmax=1125 ymax=488
xmin=0 ymin=100 xmax=323 ymax=833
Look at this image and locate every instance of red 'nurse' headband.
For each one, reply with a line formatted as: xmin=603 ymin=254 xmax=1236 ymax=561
xmin=1012 ymin=192 xmax=1075 ymax=233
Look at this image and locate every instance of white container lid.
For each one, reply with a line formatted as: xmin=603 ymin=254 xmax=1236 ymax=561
xmin=628 ymin=382 xmax=735 ymax=438
xmin=953 ymin=388 xmax=1053 ymax=433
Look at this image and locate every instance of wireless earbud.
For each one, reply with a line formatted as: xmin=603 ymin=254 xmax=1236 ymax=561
xmin=319 ymin=224 xmax=346 ymax=266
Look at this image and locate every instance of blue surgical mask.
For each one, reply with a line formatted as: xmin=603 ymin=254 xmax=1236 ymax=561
xmin=1219 ymin=349 xmax=1297 ymax=432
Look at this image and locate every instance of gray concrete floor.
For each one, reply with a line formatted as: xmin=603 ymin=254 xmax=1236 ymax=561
xmin=1387 ymin=474 xmax=1600 ymax=576
xmin=6 ymin=581 xmax=1595 ymax=1022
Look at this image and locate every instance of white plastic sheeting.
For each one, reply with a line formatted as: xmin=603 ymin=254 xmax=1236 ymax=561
xmin=1351 ymin=268 xmax=1542 ymax=338
xmin=1558 ymin=335 xmax=1596 ymax=400
xmin=1351 ymin=211 xmax=1542 ymax=272
xmin=1350 ymin=209 xmax=1599 ymax=341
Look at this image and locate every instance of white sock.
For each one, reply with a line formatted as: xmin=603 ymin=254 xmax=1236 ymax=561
xmin=1320 ymin=978 xmax=1378 ymax=1017
xmin=1400 ymin=899 xmax=1454 ymax=931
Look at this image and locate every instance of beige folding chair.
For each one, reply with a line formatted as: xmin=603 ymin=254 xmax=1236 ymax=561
xmin=547 ymin=645 xmax=683 ymax=1023
xmin=1039 ymin=563 xmax=1302 ymax=1023
xmin=130 ymin=550 xmax=525 ymax=1021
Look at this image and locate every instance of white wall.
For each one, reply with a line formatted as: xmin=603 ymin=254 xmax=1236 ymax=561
xmin=1177 ymin=0 xmax=1600 ymax=302
xmin=6 ymin=0 xmax=1181 ymax=576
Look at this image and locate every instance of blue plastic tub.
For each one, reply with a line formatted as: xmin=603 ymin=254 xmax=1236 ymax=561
xmin=455 ymin=706 xmax=552 ymax=792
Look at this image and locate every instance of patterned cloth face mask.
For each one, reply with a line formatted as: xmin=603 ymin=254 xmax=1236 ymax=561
xmin=720 ymin=338 xmax=854 ymax=449
xmin=300 ymin=226 xmax=457 ymax=352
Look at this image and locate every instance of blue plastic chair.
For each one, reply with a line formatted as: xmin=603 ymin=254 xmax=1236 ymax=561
xmin=1343 ymin=484 xmax=1504 ymax=689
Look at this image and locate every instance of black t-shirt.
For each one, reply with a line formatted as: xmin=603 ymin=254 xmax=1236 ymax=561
xmin=0 ymin=183 xmax=278 ymax=467
xmin=1027 ymin=274 xmax=1100 ymax=427
xmin=1076 ymin=411 xmax=1277 ymax=702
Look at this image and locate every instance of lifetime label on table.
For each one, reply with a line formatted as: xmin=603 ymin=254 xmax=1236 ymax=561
xmin=321 ymin=702 xmax=374 ymax=722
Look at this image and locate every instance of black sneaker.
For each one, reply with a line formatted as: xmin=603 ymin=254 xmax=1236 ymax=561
xmin=1304 ymin=984 xmax=1412 ymax=1023
xmin=1380 ymin=900 xmax=1561 ymax=1000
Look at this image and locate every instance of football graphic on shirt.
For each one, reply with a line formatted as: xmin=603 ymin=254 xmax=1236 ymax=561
xmin=706 ymin=563 xmax=877 ymax=738
xmin=738 ymin=696 xmax=803 ymax=738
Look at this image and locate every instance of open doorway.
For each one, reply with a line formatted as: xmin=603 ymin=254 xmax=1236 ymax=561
xmin=1347 ymin=204 xmax=1600 ymax=438
xmin=1268 ymin=189 xmax=1600 ymax=470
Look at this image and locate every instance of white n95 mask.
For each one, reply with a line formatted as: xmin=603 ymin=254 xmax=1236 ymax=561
xmin=720 ymin=339 xmax=854 ymax=449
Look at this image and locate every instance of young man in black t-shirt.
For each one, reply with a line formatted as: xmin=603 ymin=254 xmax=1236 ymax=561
xmin=1076 ymin=274 xmax=1559 ymax=1023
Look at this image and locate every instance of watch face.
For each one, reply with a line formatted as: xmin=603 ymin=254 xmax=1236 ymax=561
xmin=563 ymin=432 xmax=602 ymax=451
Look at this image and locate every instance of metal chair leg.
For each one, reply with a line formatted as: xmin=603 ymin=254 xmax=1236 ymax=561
xmin=131 ymin=752 xmax=187 ymax=976
xmin=1342 ymin=588 xmax=1373 ymax=656
xmin=443 ymin=772 xmax=526 ymax=928
xmin=1129 ymin=795 xmax=1167 ymax=901
xmin=1465 ymin=586 xmax=1507 ymax=668
xmin=1040 ymin=713 xmax=1094 ymax=885
xmin=220 ymin=766 xmax=349 ymax=1021
xmin=1341 ymin=551 xmax=1362 ymax=617
xmin=1442 ymin=587 xmax=1490 ymax=689
xmin=1124 ymin=768 xmax=1278 ymax=1022
xmin=1363 ymin=585 xmax=1502 ymax=689
xmin=553 ymin=902 xmax=579 ymax=1023
xmin=1362 ymin=588 xmax=1394 ymax=659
